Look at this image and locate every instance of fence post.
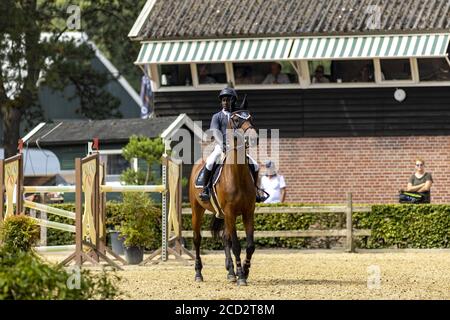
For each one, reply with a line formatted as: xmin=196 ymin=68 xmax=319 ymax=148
xmin=346 ymin=192 xmax=355 ymax=253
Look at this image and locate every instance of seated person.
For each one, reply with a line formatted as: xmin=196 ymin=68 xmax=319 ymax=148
xmin=400 ymin=158 xmax=433 ymax=203
xmin=262 ymin=62 xmax=290 ymax=84
xmin=234 ymin=67 xmax=253 ymax=84
xmin=353 ymin=64 xmax=375 ymax=82
xmin=198 ymin=64 xmax=217 ymax=84
xmin=311 ymin=65 xmax=330 ymax=83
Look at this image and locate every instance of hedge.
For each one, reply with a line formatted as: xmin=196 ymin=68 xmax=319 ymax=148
xmin=30 ymin=203 xmax=450 ymax=249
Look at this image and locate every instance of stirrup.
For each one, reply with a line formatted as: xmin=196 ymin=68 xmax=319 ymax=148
xmin=200 ymin=188 xmax=210 ymax=201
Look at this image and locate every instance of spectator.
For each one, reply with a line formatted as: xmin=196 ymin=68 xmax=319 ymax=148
xmin=353 ymin=64 xmax=375 ymax=82
xmin=260 ymin=160 xmax=286 ymax=203
xmin=198 ymin=64 xmax=217 ymax=84
xmin=234 ymin=67 xmax=253 ymax=84
xmin=400 ymin=158 xmax=433 ymax=203
xmin=262 ymin=62 xmax=290 ymax=84
xmin=311 ymin=65 xmax=330 ymax=83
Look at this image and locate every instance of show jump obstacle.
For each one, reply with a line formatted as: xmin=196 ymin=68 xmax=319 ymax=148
xmin=0 ymin=150 xmax=192 ymax=268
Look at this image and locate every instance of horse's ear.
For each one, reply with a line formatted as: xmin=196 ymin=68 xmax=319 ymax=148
xmin=239 ymin=94 xmax=248 ymax=110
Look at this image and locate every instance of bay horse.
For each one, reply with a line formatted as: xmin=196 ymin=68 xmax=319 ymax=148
xmin=189 ymin=110 xmax=257 ymax=286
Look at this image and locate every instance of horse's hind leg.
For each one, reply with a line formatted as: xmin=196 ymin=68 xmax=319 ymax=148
xmin=223 ymin=232 xmax=236 ymax=282
xmin=242 ymin=212 xmax=255 ymax=280
xmin=192 ymin=200 xmax=205 ymax=282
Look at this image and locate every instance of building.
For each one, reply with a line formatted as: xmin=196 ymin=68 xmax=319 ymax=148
xmin=129 ymin=0 xmax=450 ymax=204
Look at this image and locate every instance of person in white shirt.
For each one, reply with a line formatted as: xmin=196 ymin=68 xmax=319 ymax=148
xmin=262 ymin=62 xmax=290 ymax=84
xmin=260 ymin=160 xmax=287 ymax=203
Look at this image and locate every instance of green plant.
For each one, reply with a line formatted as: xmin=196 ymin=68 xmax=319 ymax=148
xmin=0 ymin=215 xmax=40 ymax=252
xmin=121 ymin=135 xmax=164 ymax=185
xmin=118 ymin=192 xmax=161 ymax=248
xmin=0 ymin=247 xmax=121 ymax=300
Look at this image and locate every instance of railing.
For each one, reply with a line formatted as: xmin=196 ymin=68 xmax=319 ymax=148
xmin=181 ymin=193 xmax=371 ymax=252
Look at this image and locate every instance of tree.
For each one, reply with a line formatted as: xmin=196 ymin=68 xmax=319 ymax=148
xmin=121 ymin=135 xmax=165 ymax=185
xmin=0 ymin=0 xmax=124 ymax=157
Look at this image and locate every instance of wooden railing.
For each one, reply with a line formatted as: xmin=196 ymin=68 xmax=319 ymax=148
xmin=181 ymin=193 xmax=372 ymax=252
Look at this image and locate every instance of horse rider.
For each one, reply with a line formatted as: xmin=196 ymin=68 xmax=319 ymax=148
xmin=200 ymin=87 xmax=263 ymax=202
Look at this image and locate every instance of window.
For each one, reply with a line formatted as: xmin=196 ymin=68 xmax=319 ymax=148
xmin=158 ymin=64 xmax=192 ymax=86
xmin=380 ymin=59 xmax=412 ymax=81
xmin=309 ymin=60 xmax=375 ymax=83
xmin=233 ymin=62 xmax=297 ymax=85
xmin=196 ymin=63 xmax=226 ymax=85
xmin=418 ymin=58 xmax=450 ymax=81
xmin=100 ymin=154 xmax=131 ymax=175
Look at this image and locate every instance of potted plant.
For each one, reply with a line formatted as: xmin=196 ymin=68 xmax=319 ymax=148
xmin=106 ymin=201 xmax=126 ymax=256
xmin=119 ymin=192 xmax=161 ymax=264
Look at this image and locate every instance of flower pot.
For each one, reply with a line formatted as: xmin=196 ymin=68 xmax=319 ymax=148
xmin=124 ymin=246 xmax=144 ymax=265
xmin=109 ymin=230 xmax=125 ymax=256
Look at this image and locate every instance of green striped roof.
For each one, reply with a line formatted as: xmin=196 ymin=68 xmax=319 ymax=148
xmin=135 ymin=34 xmax=450 ymax=64
xmin=290 ymin=34 xmax=450 ymax=60
xmin=136 ymin=38 xmax=292 ymax=64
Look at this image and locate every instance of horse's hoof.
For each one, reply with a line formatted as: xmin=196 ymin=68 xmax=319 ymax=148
xmin=237 ymin=279 xmax=247 ymax=286
xmin=195 ymin=276 xmax=203 ymax=282
xmin=227 ymin=275 xmax=237 ymax=282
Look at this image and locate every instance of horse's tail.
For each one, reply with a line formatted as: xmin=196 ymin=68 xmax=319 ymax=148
xmin=210 ymin=216 xmax=224 ymax=239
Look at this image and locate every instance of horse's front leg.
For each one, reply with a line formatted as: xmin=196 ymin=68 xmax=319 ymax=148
xmin=192 ymin=202 xmax=205 ymax=282
xmin=242 ymin=213 xmax=255 ymax=280
xmin=223 ymin=233 xmax=236 ymax=282
xmin=228 ymin=223 xmax=246 ymax=286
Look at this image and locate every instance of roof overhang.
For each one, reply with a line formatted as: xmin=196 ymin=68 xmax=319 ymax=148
xmin=135 ymin=33 xmax=450 ymax=64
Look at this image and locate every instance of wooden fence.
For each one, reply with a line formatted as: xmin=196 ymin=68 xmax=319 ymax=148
xmin=180 ymin=193 xmax=371 ymax=252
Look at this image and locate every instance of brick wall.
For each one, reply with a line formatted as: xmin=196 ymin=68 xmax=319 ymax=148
xmin=269 ymin=136 xmax=450 ymax=204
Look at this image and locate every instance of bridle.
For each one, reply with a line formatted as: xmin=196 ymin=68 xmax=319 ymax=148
xmin=226 ymin=110 xmax=257 ymax=154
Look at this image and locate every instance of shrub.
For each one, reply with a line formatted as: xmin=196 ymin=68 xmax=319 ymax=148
xmin=0 ymin=247 xmax=121 ymax=300
xmin=118 ymin=192 xmax=161 ymax=248
xmin=0 ymin=215 xmax=40 ymax=252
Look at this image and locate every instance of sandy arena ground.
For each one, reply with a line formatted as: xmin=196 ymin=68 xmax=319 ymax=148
xmin=43 ymin=249 xmax=450 ymax=300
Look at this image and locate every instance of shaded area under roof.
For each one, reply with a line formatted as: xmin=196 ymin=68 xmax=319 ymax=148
xmin=26 ymin=117 xmax=179 ymax=146
xmin=135 ymin=0 xmax=450 ymax=40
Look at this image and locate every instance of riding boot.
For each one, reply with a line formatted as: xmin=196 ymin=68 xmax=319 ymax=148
xmin=199 ymin=168 xmax=213 ymax=201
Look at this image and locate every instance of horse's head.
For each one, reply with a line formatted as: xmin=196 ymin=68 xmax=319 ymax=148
xmin=229 ymin=110 xmax=258 ymax=148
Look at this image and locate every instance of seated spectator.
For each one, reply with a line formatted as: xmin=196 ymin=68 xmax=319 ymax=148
xmin=260 ymin=160 xmax=286 ymax=203
xmin=234 ymin=67 xmax=253 ymax=84
xmin=399 ymin=158 xmax=433 ymax=203
xmin=198 ymin=64 xmax=217 ymax=84
xmin=262 ymin=62 xmax=290 ymax=84
xmin=353 ymin=64 xmax=375 ymax=82
xmin=311 ymin=65 xmax=330 ymax=83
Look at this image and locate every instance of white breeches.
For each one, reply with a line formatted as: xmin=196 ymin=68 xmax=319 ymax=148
xmin=205 ymin=144 xmax=259 ymax=171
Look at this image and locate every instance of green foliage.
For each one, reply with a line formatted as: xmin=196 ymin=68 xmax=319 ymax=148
xmin=0 ymin=215 xmax=40 ymax=252
xmin=118 ymin=193 xmax=161 ymax=248
xmin=0 ymin=247 xmax=121 ymax=300
xmin=0 ymin=0 xmax=124 ymax=157
xmin=120 ymin=168 xmax=147 ymax=185
xmin=121 ymin=136 xmax=165 ymax=185
xmin=354 ymin=204 xmax=450 ymax=248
